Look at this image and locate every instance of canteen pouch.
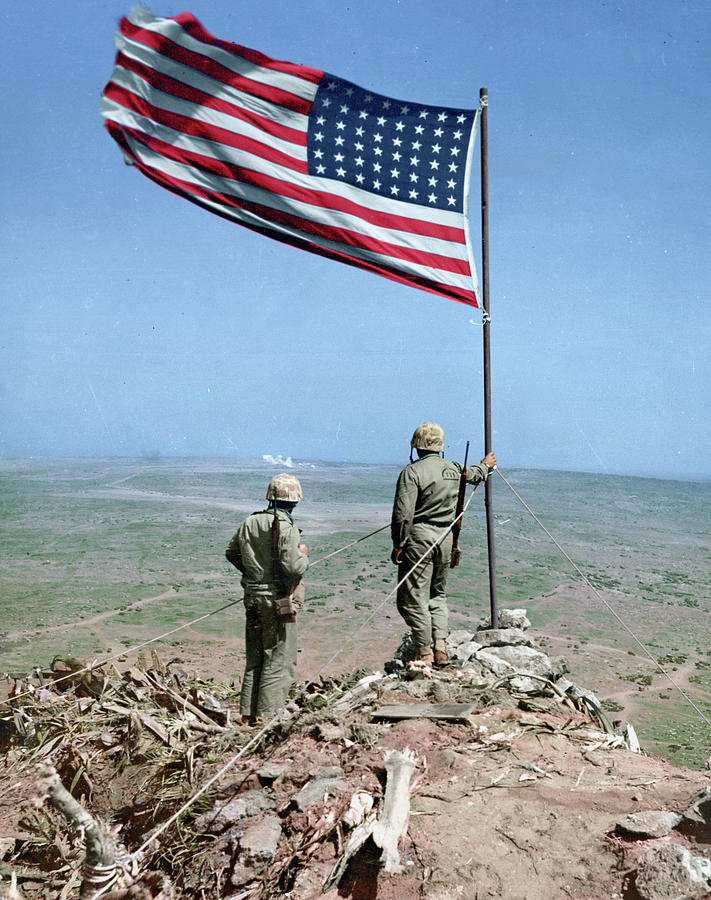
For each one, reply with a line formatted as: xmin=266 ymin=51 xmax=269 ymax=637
xmin=276 ymin=580 xmax=305 ymax=620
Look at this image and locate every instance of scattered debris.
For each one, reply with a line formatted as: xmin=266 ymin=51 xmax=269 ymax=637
xmin=372 ymin=702 xmax=477 ymax=722
xmin=324 ymin=748 xmax=416 ymax=889
xmin=1 ymin=611 xmax=707 ymax=900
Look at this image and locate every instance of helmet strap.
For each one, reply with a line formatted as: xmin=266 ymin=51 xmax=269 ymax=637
xmin=409 ymin=448 xmax=414 ymax=463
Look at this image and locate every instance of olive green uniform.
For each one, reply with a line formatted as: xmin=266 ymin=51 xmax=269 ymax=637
xmin=226 ymin=508 xmax=308 ymax=719
xmin=391 ymin=454 xmax=489 ymax=649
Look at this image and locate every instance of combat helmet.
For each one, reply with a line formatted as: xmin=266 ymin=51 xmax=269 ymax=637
xmin=410 ymin=422 xmax=445 ymax=452
xmin=266 ymin=473 xmax=303 ymax=502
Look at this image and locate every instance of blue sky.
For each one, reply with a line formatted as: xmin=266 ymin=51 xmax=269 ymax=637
xmin=2 ymin=1 xmax=710 ymax=478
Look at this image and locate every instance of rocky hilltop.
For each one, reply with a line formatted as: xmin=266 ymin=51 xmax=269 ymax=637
xmin=1 ymin=612 xmax=709 ymax=900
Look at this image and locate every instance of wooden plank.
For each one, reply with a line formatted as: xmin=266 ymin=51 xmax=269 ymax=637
xmin=372 ymin=702 xmax=477 ymax=721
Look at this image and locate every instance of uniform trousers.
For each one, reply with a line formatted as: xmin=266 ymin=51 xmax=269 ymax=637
xmin=396 ymin=524 xmax=453 ymax=649
xmin=240 ymin=595 xmax=297 ymax=718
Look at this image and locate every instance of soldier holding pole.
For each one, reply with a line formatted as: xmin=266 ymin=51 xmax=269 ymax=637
xmin=391 ymin=423 xmax=496 ymax=667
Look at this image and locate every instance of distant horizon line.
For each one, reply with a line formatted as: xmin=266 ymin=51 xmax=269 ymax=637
xmin=1 ymin=453 xmax=709 ymax=485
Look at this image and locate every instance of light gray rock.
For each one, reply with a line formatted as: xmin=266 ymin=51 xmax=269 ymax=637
xmin=256 ymin=763 xmax=286 ymax=784
xmin=475 ymin=645 xmax=555 ymax=680
xmin=312 ymin=722 xmax=347 ymax=742
xmin=616 ymin=810 xmax=682 ymax=839
xmin=549 ymin=655 xmax=570 ymax=679
xmin=565 ymin=682 xmax=602 ymax=709
xmin=449 ymin=640 xmax=482 ymax=662
xmin=682 ymin=786 xmax=711 ymax=826
xmin=236 ymin=789 xmax=277 ymax=818
xmin=474 ymin=648 xmax=517 ymax=679
xmin=294 ymin=775 xmax=347 ymax=811
xmin=509 ymin=675 xmax=548 ymax=693
xmin=475 ymin=628 xmax=533 ymax=648
xmin=447 ymin=629 xmax=475 ymax=647
xmin=230 ymin=864 xmax=257 ymax=887
xmin=635 ymin=842 xmax=711 ymax=900
xmin=240 ymin=815 xmax=282 ymax=865
xmin=309 ymin=765 xmax=345 ymax=779
xmin=498 ymin=608 xmax=531 ymax=630
xmin=196 ymin=790 xmax=276 ymax=833
xmin=459 ymin=664 xmax=489 ymax=685
xmin=230 ymin=815 xmax=284 ymax=882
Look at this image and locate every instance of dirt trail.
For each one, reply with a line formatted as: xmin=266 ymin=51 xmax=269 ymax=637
xmin=542 ymin=633 xmax=704 ymax=710
xmin=6 ymin=588 xmax=178 ymax=642
xmin=602 ymin=658 xmax=704 ymax=719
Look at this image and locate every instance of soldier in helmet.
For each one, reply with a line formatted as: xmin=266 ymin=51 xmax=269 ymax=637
xmin=226 ymin=473 xmax=309 ymax=724
xmin=391 ymin=423 xmax=496 ymax=667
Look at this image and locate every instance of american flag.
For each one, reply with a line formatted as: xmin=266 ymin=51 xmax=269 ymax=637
xmin=101 ymin=9 xmax=481 ymax=307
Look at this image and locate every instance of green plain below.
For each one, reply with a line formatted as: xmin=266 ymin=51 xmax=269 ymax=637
xmin=1 ymin=456 xmax=709 ymax=769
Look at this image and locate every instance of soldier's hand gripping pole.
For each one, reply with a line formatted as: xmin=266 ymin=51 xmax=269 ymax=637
xmin=450 ymin=440 xmax=470 ymax=569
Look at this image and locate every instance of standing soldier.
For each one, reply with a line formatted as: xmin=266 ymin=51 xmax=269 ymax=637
xmin=226 ymin=473 xmax=309 ymax=724
xmin=391 ymin=423 xmax=496 ymax=667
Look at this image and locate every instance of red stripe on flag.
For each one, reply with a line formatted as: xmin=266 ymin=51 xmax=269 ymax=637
xmin=120 ymin=18 xmax=313 ymax=115
xmin=102 ymin=12 xmax=481 ymax=306
xmin=108 ymin=122 xmax=475 ymax=291
xmin=116 ymin=122 xmax=467 ymax=245
xmin=173 ymin=13 xmax=324 ymax=85
xmin=105 ymin=82 xmax=308 ymax=174
xmin=115 ymin=52 xmax=307 ymax=147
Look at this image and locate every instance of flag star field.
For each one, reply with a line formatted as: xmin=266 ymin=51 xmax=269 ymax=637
xmin=307 ymin=76 xmax=475 ymax=214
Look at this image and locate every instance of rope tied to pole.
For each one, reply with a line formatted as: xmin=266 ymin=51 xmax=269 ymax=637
xmin=495 ymin=467 xmax=711 ymax=729
xmin=3 ymin=524 xmax=392 ymax=707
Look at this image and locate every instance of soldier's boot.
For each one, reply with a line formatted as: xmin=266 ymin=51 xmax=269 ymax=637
xmin=416 ymin=645 xmax=435 ymax=665
xmin=433 ymin=638 xmax=450 ymax=668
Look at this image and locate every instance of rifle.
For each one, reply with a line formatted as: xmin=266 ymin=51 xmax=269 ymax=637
xmin=270 ymin=486 xmax=280 ymax=583
xmin=271 ymin=487 xmax=299 ymax=621
xmin=450 ymin=440 xmax=470 ymax=569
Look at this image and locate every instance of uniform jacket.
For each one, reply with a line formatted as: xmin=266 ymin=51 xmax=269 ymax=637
xmin=391 ymin=454 xmax=489 ymax=549
xmin=226 ymin=508 xmax=308 ymax=598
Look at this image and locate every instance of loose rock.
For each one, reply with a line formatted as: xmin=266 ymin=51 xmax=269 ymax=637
xmin=474 ymin=628 xmax=533 ymax=648
xmin=635 ymin=842 xmax=711 ymax=900
xmin=448 ymin=639 xmax=483 ymax=661
xmin=476 ymin=645 xmax=555 ymax=679
xmin=616 ymin=810 xmax=682 ymax=839
xmin=683 ymin=786 xmax=711 ymax=827
xmin=294 ymin=773 xmax=347 ymax=811
xmin=196 ymin=790 xmax=276 ymax=833
xmin=312 ymin=722 xmax=347 ymax=742
xmin=240 ymin=815 xmax=283 ymax=865
xmin=497 ymin=608 xmax=531 ymax=630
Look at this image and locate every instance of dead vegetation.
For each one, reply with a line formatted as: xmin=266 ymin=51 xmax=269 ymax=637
xmin=1 ymin=639 xmax=709 ymax=900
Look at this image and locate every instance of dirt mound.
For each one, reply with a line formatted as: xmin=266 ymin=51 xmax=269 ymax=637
xmin=1 ymin=640 xmax=709 ymax=900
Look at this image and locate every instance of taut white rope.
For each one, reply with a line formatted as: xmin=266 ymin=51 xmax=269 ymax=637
xmin=122 ymin=490 xmax=477 ymax=878
xmin=495 ymin=468 xmax=711 ymax=729
xmin=3 ymin=525 xmax=391 ymax=707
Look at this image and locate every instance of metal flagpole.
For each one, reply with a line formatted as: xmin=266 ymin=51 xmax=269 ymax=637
xmin=479 ymin=87 xmax=498 ymax=629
